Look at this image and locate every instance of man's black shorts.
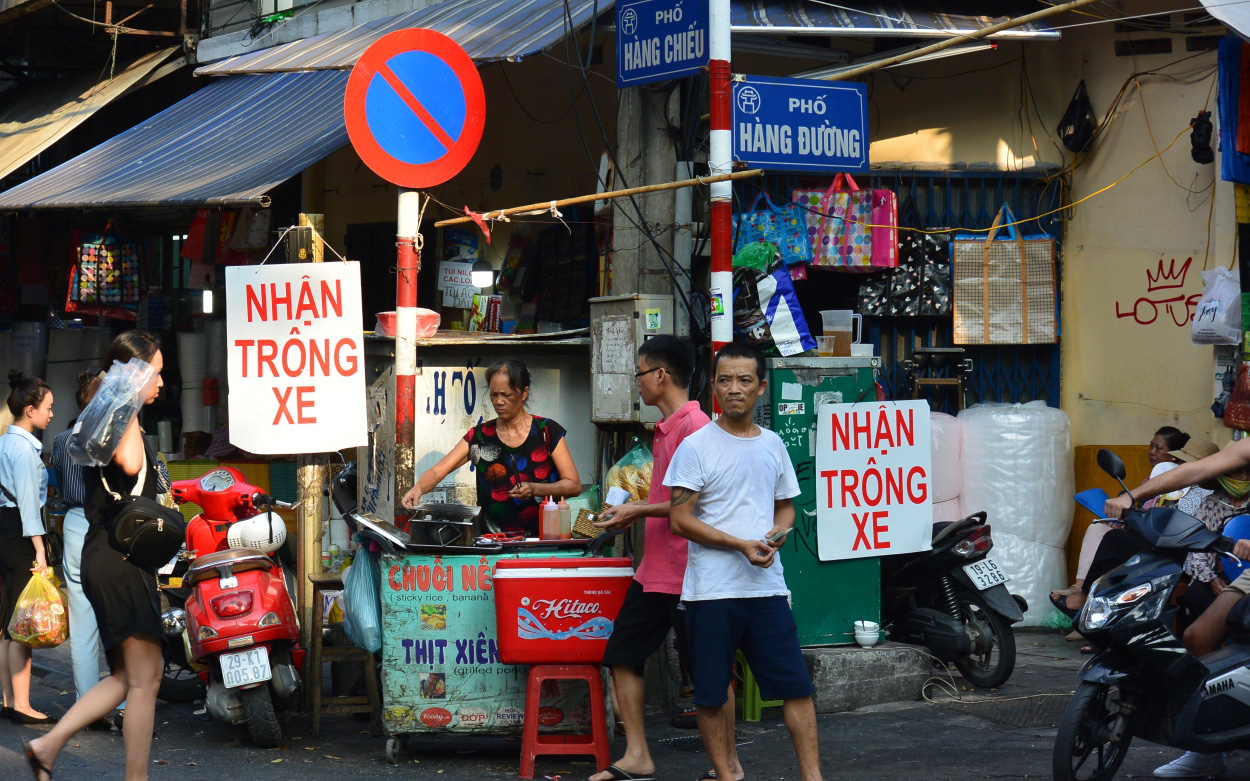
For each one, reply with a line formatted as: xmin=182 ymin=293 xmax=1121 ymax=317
xmin=601 ymin=580 xmax=687 ymax=675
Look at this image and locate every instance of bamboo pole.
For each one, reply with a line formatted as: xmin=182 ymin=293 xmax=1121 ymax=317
xmin=434 ymin=169 xmax=764 ymax=227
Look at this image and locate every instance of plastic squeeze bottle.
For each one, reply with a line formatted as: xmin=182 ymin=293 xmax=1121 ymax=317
xmin=541 ymin=497 xmax=560 ymax=540
xmin=557 ymin=498 xmax=572 ymax=540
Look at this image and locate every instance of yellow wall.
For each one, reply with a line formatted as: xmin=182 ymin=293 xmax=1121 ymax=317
xmin=858 ymin=10 xmax=1233 ymax=448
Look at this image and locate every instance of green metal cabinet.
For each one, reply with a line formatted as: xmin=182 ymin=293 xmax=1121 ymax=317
xmin=757 ymin=356 xmax=882 ymax=647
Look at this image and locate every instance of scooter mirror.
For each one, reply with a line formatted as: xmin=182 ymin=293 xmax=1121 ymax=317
xmin=1097 ymin=448 xmax=1127 ymax=481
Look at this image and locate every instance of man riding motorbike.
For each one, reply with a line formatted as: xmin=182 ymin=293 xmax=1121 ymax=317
xmin=1105 ymin=445 xmax=1250 ymax=778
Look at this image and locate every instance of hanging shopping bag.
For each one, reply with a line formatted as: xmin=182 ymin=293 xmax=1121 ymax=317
xmin=951 ymin=204 xmax=1057 ymax=345
xmin=732 ymin=193 xmax=813 ymax=268
xmin=8 ymin=570 xmax=68 ymax=649
xmin=732 ymin=261 xmax=817 ymax=357
xmin=792 ymin=174 xmax=897 ymax=270
xmin=66 ymin=223 xmax=142 ymax=321
xmin=1191 ymin=266 xmax=1242 ymax=345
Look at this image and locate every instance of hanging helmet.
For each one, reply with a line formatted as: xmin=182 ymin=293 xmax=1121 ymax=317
xmin=227 ymin=512 xmax=287 ymax=554
xmin=331 ymin=462 xmax=358 ymax=517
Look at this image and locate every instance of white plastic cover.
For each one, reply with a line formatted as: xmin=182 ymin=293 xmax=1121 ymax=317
xmin=958 ymin=401 xmax=1074 ymax=626
xmin=933 ymin=497 xmax=963 ymax=523
xmin=930 ymin=412 xmax=962 ymax=503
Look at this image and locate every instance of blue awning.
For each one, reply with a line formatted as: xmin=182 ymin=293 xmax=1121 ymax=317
xmin=732 ymin=1 xmax=1058 ymax=39
xmin=196 ymin=0 xmax=610 ymax=76
xmin=0 ymin=70 xmax=349 ymax=210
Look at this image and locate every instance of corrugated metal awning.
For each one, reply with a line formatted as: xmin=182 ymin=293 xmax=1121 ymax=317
xmin=0 ymin=48 xmax=184 ymax=182
xmin=196 ymin=0 xmax=611 ymax=76
xmin=732 ymin=0 xmax=1058 ymax=39
xmin=0 ymin=70 xmax=349 ymax=210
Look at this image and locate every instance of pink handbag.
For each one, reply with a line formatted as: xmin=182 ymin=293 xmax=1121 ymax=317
xmin=792 ymin=174 xmax=898 ymax=270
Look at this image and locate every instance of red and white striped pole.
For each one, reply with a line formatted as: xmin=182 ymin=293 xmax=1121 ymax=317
xmin=395 ymin=189 xmax=421 ymax=525
xmin=708 ymin=0 xmax=732 ymax=400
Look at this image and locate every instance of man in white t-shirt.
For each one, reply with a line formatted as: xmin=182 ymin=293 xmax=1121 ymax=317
xmin=665 ymin=342 xmax=822 ymax=781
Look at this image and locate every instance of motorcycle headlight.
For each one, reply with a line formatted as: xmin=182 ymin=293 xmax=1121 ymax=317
xmin=1081 ymin=596 xmax=1114 ymax=631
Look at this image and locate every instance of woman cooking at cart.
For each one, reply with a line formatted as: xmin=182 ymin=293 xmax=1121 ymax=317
xmin=401 ymin=358 xmax=581 ymax=536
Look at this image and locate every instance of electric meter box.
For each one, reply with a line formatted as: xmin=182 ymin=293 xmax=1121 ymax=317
xmin=590 ymin=294 xmax=674 ymax=423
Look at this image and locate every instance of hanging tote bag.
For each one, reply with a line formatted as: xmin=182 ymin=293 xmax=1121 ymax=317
xmin=732 ymin=192 xmax=814 ymax=268
xmin=792 ymin=174 xmax=898 ymax=270
xmin=951 ymin=204 xmax=1058 ymax=345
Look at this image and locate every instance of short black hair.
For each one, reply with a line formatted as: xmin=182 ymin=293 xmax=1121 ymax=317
xmin=713 ymin=341 xmax=766 ymax=382
xmin=638 ymin=335 xmax=695 ymax=389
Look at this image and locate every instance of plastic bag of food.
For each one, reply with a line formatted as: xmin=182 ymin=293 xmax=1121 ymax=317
xmin=69 ymin=357 xmax=159 ymax=466
xmin=8 ymin=570 xmax=68 ymax=649
xmin=604 ymin=441 xmax=654 ymax=504
xmin=341 ymin=539 xmax=382 ymax=653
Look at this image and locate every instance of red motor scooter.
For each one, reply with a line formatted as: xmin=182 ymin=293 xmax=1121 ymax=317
xmin=168 ymin=466 xmax=305 ymax=747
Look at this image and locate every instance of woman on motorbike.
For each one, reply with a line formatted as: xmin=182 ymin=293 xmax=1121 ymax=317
xmin=1051 ymin=428 xmax=1196 ymax=616
xmin=22 ymin=330 xmax=165 ymax=781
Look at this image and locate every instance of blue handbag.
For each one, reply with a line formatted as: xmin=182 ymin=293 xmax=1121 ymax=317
xmin=733 ymin=193 xmax=814 ymax=267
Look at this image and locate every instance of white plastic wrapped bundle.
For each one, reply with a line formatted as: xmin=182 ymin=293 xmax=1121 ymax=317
xmin=933 ymin=497 xmax=963 ymax=523
xmin=958 ymin=401 xmax=1074 ymax=627
xmin=930 ymin=412 xmax=962 ymax=503
xmin=990 ymin=531 xmax=1068 ymax=625
xmin=178 ymin=332 xmax=207 ymax=383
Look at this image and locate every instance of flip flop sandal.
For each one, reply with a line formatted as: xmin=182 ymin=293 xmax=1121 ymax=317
xmin=21 ymin=737 xmax=52 ymax=781
xmin=1080 ymin=645 xmax=1094 ymax=654
xmin=595 ymin=767 xmax=655 ymax=781
xmin=701 ymin=771 xmax=745 ymax=781
xmin=1049 ymin=592 xmax=1079 ymax=619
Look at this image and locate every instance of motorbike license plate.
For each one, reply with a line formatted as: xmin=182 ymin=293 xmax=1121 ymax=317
xmin=220 ymin=647 xmax=272 ymax=689
xmin=963 ymin=558 xmax=1011 ymax=590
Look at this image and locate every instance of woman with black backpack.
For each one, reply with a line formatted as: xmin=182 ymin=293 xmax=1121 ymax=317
xmin=23 ymin=330 xmax=166 ymax=781
xmin=0 ymin=370 xmax=55 ymax=727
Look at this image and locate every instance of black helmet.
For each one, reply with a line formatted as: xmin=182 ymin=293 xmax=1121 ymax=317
xmin=331 ymin=462 xmax=358 ymax=516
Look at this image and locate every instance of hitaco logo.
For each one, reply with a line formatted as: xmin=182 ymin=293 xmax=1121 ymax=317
xmin=521 ymin=596 xmax=602 ymax=620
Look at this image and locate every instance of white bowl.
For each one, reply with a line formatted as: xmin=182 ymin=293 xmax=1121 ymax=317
xmin=854 ymin=630 xmax=880 ymax=648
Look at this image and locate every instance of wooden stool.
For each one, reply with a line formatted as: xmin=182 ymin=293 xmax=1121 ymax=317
xmin=307 ymin=572 xmax=381 ymax=738
xmin=518 ymin=664 xmax=610 ymax=779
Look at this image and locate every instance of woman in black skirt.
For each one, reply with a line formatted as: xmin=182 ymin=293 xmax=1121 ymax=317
xmin=23 ymin=331 xmax=165 ymax=781
xmin=0 ymin=371 xmax=54 ymax=725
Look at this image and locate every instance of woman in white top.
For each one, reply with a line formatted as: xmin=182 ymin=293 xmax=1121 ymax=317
xmin=0 ymin=370 xmax=54 ymax=724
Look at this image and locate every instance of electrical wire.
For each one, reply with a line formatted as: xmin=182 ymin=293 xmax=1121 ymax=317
xmin=498 ymin=62 xmax=586 ymax=125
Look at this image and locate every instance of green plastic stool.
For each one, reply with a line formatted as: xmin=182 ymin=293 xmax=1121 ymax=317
xmin=735 ymin=650 xmax=783 ymax=722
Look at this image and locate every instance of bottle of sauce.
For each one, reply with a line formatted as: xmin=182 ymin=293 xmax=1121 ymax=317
xmin=557 ymin=498 xmax=572 ymax=540
xmin=541 ymin=497 xmax=560 ymax=540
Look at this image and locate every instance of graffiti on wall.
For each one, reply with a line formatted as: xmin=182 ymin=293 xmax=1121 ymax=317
xmin=1114 ymin=257 xmax=1202 ymax=327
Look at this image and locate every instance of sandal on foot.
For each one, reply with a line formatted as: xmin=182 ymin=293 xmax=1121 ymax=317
xmin=21 ymin=737 xmax=52 ymax=781
xmin=1049 ymin=592 xmax=1079 ymax=619
xmin=701 ymin=771 xmax=745 ymax=781
xmin=594 ymin=766 xmax=655 ymax=781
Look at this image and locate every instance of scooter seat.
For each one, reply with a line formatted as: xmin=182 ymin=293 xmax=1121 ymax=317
xmin=186 ymin=549 xmax=275 ymax=585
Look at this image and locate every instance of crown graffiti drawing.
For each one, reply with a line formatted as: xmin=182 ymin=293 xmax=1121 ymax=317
xmin=1146 ymin=257 xmax=1192 ymax=292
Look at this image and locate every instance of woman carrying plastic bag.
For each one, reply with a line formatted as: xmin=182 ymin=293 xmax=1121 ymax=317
xmin=7 ymin=570 xmax=68 ymax=649
xmin=0 ymin=370 xmax=57 ymax=725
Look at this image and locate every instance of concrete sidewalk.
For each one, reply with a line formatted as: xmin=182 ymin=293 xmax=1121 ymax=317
xmin=2 ymin=630 xmax=1247 ymax=780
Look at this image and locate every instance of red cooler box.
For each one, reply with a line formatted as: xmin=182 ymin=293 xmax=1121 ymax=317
xmin=494 ymin=557 xmax=634 ymax=664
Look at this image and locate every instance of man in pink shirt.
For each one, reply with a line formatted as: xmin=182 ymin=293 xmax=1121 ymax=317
xmin=590 ymin=335 xmax=730 ymax=781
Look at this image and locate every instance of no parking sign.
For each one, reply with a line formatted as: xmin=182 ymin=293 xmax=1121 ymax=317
xmin=344 ymin=28 xmax=486 ymax=188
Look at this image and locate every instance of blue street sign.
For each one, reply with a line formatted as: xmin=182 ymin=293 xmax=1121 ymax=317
xmin=616 ymin=0 xmax=708 ymax=88
xmin=732 ymin=75 xmax=869 ymax=174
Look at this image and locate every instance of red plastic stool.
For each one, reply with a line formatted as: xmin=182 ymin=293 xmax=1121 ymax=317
xmin=518 ymin=664 xmax=611 ymax=779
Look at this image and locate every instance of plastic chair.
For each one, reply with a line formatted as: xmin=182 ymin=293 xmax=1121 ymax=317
xmin=735 ymin=650 xmax=783 ymax=722
xmin=519 ymin=664 xmax=610 ymax=779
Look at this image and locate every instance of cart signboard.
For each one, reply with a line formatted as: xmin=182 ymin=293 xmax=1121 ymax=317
xmin=815 ymin=400 xmax=932 ymax=560
xmin=344 ymin=28 xmax=486 ymax=188
xmin=731 ymin=75 xmax=868 ymax=173
xmin=379 ymin=552 xmax=589 ymax=735
xmin=225 ymin=261 xmax=367 ymax=454
xmin=616 ymin=0 xmax=709 ymax=88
